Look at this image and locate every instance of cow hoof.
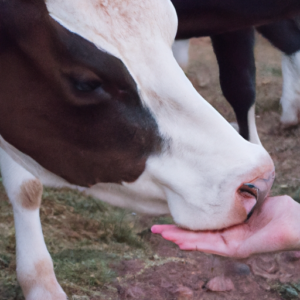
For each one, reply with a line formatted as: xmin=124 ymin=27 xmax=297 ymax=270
xmin=280 ymin=111 xmax=299 ymax=128
xmin=26 ymin=287 xmax=67 ymax=300
xmin=280 ymin=95 xmax=300 ymax=128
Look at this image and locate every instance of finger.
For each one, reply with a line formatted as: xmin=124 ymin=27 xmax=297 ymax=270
xmin=162 ymin=229 xmax=234 ymax=255
xmin=159 ymin=223 xmax=253 ymax=257
xmin=151 ymin=224 xmax=177 ymax=234
xmin=178 ymin=242 xmax=229 ymax=256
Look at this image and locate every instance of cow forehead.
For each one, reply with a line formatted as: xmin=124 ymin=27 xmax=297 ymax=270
xmin=46 ymin=0 xmax=177 ymax=57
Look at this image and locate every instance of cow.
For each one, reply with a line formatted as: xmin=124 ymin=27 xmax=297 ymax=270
xmin=172 ymin=0 xmax=300 ymax=143
xmin=3 ymin=0 xmax=298 ymax=298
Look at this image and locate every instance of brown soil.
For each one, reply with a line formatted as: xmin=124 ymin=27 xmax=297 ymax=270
xmin=113 ymin=241 xmax=300 ymax=300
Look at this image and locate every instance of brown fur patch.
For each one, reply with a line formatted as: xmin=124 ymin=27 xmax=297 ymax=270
xmin=18 ymin=258 xmax=65 ymax=299
xmin=19 ymin=179 xmax=43 ymax=210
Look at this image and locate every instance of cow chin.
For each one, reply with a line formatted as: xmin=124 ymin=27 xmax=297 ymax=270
xmin=169 ymin=200 xmax=249 ymax=232
xmin=164 ymin=190 xmax=238 ymax=231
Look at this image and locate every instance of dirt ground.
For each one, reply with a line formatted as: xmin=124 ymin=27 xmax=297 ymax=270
xmin=1 ymin=35 xmax=300 ymax=300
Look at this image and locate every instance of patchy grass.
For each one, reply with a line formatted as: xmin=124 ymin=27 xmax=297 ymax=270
xmin=0 ymin=185 xmax=161 ymax=299
xmin=42 ymin=188 xmax=144 ymax=248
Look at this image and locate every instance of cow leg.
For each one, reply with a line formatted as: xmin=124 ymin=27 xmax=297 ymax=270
xmin=0 ymin=148 xmax=66 ymax=300
xmin=257 ymin=18 xmax=300 ymax=127
xmin=210 ymin=28 xmax=261 ymax=144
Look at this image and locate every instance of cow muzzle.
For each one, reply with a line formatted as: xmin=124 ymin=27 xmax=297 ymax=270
xmin=239 ymin=169 xmax=275 ymax=219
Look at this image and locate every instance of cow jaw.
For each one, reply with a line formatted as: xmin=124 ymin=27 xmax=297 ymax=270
xmin=44 ymin=0 xmax=275 ymax=230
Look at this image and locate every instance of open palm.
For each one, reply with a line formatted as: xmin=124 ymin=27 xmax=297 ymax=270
xmin=152 ymin=196 xmax=300 ymax=258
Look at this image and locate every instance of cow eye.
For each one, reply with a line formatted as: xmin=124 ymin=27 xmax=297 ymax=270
xmin=74 ymin=80 xmax=102 ymax=92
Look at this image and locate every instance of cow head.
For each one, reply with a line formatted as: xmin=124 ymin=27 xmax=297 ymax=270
xmin=0 ymin=0 xmax=274 ymax=230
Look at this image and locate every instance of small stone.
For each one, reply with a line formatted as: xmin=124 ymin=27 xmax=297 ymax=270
xmin=226 ymin=262 xmax=251 ymax=276
xmin=234 ymin=263 xmax=251 ymax=275
xmin=174 ymin=285 xmax=194 ymax=299
xmin=206 ymin=275 xmax=234 ymax=292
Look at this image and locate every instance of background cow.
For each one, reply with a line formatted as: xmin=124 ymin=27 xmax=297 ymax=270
xmin=172 ymin=0 xmax=300 ymax=142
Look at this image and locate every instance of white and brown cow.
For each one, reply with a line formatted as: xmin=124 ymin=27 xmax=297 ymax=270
xmin=0 ymin=0 xmax=275 ymax=299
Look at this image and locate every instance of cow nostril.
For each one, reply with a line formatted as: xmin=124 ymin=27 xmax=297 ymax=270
xmin=239 ymin=183 xmax=258 ymax=200
xmin=239 ymin=169 xmax=275 ymax=219
xmin=246 ymin=169 xmax=275 ymax=205
xmin=238 ymin=184 xmax=258 ymax=216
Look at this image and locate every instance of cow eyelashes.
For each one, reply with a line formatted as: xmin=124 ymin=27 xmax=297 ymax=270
xmin=74 ymin=79 xmax=102 ymax=92
xmin=66 ymin=75 xmax=112 ymax=106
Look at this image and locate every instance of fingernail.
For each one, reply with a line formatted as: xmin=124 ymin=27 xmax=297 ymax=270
xmin=151 ymin=225 xmax=159 ymax=233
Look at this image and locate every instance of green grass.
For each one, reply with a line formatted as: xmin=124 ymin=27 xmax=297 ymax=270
xmin=53 ymin=249 xmax=117 ymax=287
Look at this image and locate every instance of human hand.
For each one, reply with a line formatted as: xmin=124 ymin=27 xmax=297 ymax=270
xmin=152 ymin=196 xmax=300 ymax=258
